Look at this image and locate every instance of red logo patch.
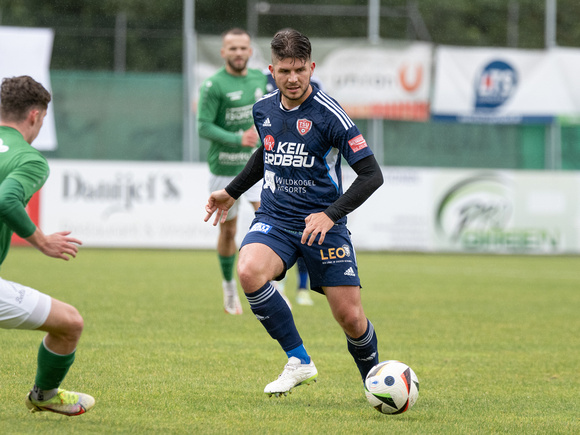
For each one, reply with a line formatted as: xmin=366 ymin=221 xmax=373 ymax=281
xmin=264 ymin=135 xmax=275 ymax=151
xmin=348 ymin=134 xmax=368 ymax=152
xmin=297 ymin=119 xmax=312 ymax=136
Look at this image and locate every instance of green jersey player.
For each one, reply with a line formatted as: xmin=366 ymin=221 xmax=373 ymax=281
xmin=197 ymin=28 xmax=269 ymax=315
xmin=198 ymin=67 xmax=266 ymax=177
xmin=0 ymin=76 xmax=94 ymax=416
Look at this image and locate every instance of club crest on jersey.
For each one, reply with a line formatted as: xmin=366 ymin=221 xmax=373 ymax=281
xmin=264 ymin=135 xmax=275 ymax=151
xmin=297 ymin=119 xmax=312 ymax=136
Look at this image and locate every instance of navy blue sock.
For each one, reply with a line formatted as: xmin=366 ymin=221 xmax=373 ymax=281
xmin=346 ymin=319 xmax=379 ymax=381
xmin=296 ymin=257 xmax=309 ymax=289
xmin=246 ymin=282 xmax=304 ymax=353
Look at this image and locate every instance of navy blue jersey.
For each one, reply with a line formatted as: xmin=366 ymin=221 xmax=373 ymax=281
xmin=253 ymin=87 xmax=374 ymax=231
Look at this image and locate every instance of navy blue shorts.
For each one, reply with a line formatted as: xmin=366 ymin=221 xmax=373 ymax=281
xmin=240 ymin=219 xmax=360 ymax=294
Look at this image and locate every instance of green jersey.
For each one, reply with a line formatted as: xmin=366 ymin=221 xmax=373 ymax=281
xmin=197 ymin=67 xmax=267 ymax=176
xmin=0 ymin=126 xmax=49 ymax=266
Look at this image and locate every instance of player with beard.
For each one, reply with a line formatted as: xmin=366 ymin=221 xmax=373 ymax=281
xmin=197 ymin=28 xmax=269 ymax=315
xmin=205 ymin=29 xmax=384 ymax=396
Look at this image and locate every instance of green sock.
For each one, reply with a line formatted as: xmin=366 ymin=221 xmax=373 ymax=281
xmin=35 ymin=340 xmax=76 ymax=391
xmin=219 ymin=254 xmax=236 ymax=282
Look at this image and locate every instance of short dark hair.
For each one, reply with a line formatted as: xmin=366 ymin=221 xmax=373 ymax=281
xmin=0 ymin=76 xmax=51 ymax=122
xmin=271 ymin=29 xmax=311 ymax=63
xmin=222 ymin=28 xmax=250 ymax=40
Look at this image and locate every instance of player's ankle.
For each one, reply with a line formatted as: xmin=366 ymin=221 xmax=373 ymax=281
xmin=30 ymin=385 xmax=58 ymax=402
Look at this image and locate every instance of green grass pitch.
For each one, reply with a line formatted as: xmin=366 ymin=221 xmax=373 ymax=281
xmin=0 ymin=247 xmax=578 ymax=434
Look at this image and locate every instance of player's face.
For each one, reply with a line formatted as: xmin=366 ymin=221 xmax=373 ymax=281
xmin=270 ymin=58 xmax=315 ymax=109
xmin=221 ymin=33 xmax=252 ymax=75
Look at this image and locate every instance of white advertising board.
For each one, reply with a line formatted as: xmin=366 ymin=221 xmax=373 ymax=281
xmin=195 ymin=36 xmax=432 ymax=121
xmin=343 ymin=167 xmax=434 ymax=251
xmin=0 ymin=26 xmax=57 ymax=150
xmin=40 ymin=160 xmax=580 ymax=254
xmin=431 ymin=46 xmax=580 ymax=124
xmin=345 ymin=167 xmax=580 ymax=253
xmin=430 ymin=169 xmax=580 ymax=253
xmin=40 ymin=160 xmax=217 ymax=248
xmin=315 ymin=42 xmax=432 ymax=120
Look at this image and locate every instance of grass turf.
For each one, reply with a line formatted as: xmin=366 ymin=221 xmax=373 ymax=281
xmin=0 ymin=248 xmax=578 ymax=434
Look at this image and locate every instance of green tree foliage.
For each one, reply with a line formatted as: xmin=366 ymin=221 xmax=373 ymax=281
xmin=1 ymin=0 xmax=183 ymax=71
xmin=1 ymin=0 xmax=580 ymax=72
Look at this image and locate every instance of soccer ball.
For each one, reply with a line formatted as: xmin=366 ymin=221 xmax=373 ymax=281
xmin=364 ymin=360 xmax=419 ymax=414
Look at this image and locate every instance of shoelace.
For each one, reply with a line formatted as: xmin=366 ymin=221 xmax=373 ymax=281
xmin=54 ymin=390 xmax=78 ymax=404
xmin=279 ymin=363 xmax=298 ymax=377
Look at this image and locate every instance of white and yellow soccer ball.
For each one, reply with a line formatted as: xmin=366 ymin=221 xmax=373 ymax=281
xmin=364 ymin=360 xmax=419 ymax=414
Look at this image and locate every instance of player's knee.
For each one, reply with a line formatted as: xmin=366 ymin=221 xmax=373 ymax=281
xmin=336 ymin=309 xmax=366 ymax=337
xmin=236 ymin=263 xmax=254 ymax=289
xmin=62 ymin=305 xmax=84 ymax=342
xmin=337 ymin=312 xmax=358 ymax=332
xmin=237 ymin=260 xmax=265 ymax=291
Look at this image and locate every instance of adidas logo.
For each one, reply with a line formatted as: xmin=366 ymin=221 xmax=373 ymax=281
xmin=263 ymin=118 xmax=271 ymax=127
xmin=344 ymin=267 xmax=355 ymax=277
xmin=359 ymin=352 xmax=377 ymax=362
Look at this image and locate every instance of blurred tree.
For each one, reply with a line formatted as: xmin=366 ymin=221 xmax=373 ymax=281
xmin=1 ymin=0 xmax=579 ymax=72
xmin=0 ymin=0 xmax=183 ymax=71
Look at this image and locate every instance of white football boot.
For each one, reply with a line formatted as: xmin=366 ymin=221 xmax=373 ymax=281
xmin=26 ymin=389 xmax=95 ymax=416
xmin=264 ymin=357 xmax=318 ymax=397
xmin=222 ymin=280 xmax=242 ymax=315
xmin=296 ymin=289 xmax=314 ymax=306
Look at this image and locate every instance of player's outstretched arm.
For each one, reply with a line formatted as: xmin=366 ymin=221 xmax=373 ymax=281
xmin=204 ymin=189 xmax=236 ymax=226
xmin=26 ymin=228 xmax=82 ymax=261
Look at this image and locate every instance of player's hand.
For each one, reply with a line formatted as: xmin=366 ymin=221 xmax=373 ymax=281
xmin=241 ymin=127 xmax=259 ymax=147
xmin=301 ymin=212 xmax=334 ymax=246
xmin=26 ymin=229 xmax=82 ymax=261
xmin=204 ymin=189 xmax=236 ymax=226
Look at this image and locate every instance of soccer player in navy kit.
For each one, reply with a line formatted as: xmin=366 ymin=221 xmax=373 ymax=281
xmin=205 ymin=29 xmax=384 ymax=396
